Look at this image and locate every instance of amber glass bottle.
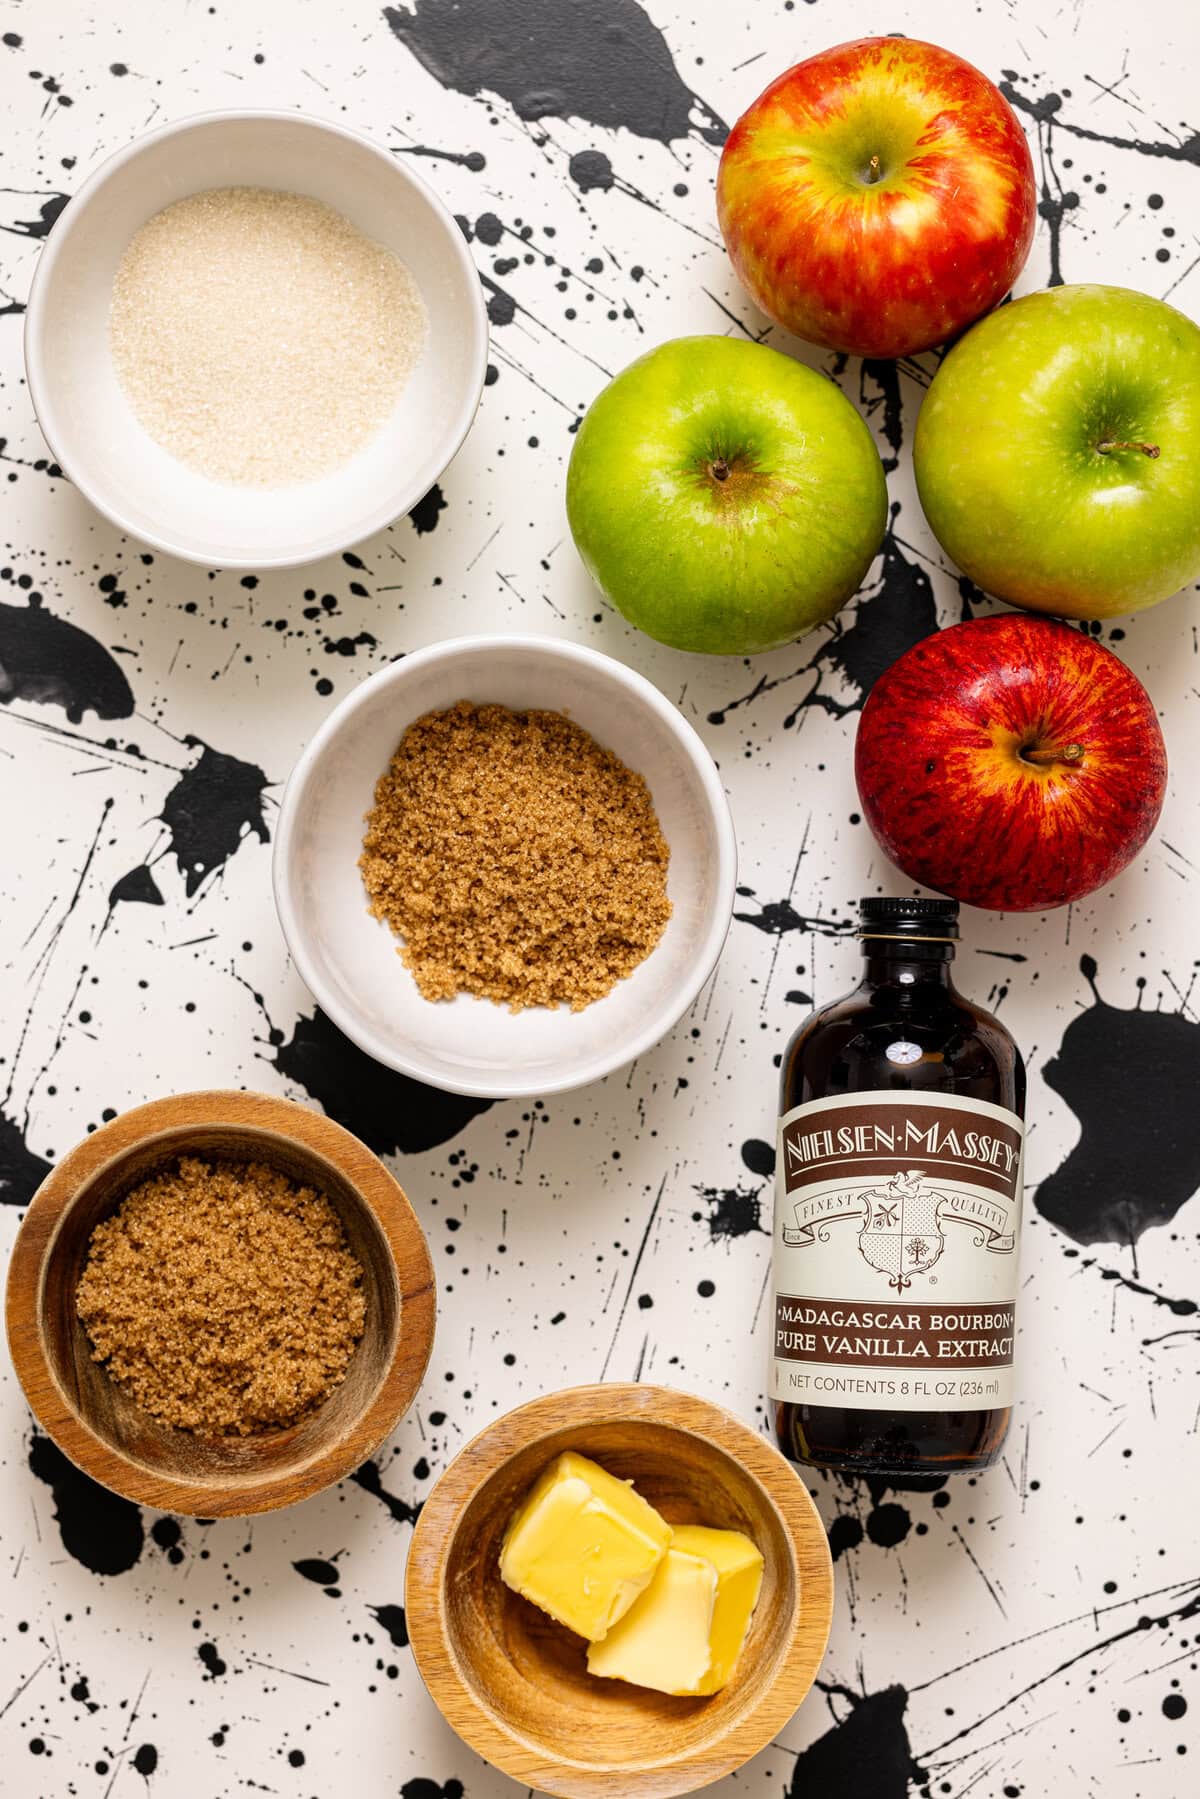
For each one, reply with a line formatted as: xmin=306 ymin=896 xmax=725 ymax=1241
xmin=772 ymin=896 xmax=1026 ymax=1477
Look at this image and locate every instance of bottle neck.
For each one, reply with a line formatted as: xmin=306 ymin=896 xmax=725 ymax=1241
xmin=859 ymin=938 xmax=956 ymax=989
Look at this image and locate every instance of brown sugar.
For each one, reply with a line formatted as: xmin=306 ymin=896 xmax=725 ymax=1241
xmin=358 ymin=700 xmax=672 ymax=1011
xmin=75 ymin=1157 xmax=366 ymax=1436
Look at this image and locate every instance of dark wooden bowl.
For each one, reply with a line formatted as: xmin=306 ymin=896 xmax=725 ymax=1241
xmin=5 ymin=1090 xmax=435 ymax=1516
xmin=406 ymin=1384 xmax=834 ymax=1798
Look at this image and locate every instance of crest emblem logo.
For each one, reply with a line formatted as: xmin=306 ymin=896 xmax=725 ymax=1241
xmin=856 ymin=1169 xmax=946 ymax=1292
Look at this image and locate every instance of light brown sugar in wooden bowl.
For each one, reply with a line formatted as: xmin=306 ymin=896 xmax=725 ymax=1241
xmin=4 ymin=1091 xmax=436 ymax=1517
xmin=359 ymin=700 xmax=672 ymax=1011
xmin=75 ymin=1156 xmax=366 ymax=1436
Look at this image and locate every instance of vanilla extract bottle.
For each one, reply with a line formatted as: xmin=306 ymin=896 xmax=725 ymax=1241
xmin=772 ymin=896 xmax=1026 ymax=1477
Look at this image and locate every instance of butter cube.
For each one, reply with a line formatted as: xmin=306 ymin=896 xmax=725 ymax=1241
xmin=670 ymin=1525 xmax=764 ymax=1694
xmin=586 ymin=1525 xmax=764 ymax=1697
xmin=499 ymin=1451 xmax=672 ymax=1641
xmin=586 ymin=1548 xmax=717 ymax=1694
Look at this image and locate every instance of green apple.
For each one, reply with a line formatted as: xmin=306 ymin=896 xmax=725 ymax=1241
xmin=914 ymin=284 xmax=1200 ymax=619
xmin=565 ymin=336 xmax=887 ymax=655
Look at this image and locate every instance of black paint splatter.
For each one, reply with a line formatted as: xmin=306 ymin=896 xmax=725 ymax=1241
xmin=150 ymin=1516 xmax=184 ymax=1564
xmin=197 ymin=1641 xmax=226 ymax=1678
xmin=369 ymin=1602 xmax=409 ymax=1647
xmin=709 ymin=516 xmax=937 ymax=728
xmin=828 ymin=1514 xmax=865 ymax=1561
xmin=0 ymin=189 xmax=69 ymax=239
xmin=0 ymin=1109 xmax=51 ymax=1207
xmin=860 ymin=360 xmax=905 ymax=473
xmin=351 ymin=1457 xmax=421 ymax=1527
xmin=827 ymin=1473 xmax=945 ymax=1564
xmin=272 ymin=1008 xmax=492 ymax=1156
xmin=108 ymin=865 xmax=164 ymax=911
xmin=293 ymin=1557 xmax=340 ymax=1587
xmin=0 ymin=597 xmax=134 ymax=723
xmin=741 ymin=1138 xmax=775 ymax=1179
xmin=132 ymin=1744 xmax=158 ymax=1777
xmin=322 ymin=631 xmax=377 ymax=658
xmin=382 ymin=0 xmax=726 ymax=145
xmin=805 ymin=522 xmax=939 ymax=721
xmin=28 ymin=1430 xmax=144 ymax=1576
xmin=1037 ymin=957 xmax=1200 ymax=1247
xmin=395 ymin=143 xmax=485 ymax=170
xmin=484 ymin=279 xmax=516 ymax=327
xmin=1000 ymin=77 xmax=1200 ymax=166
xmin=397 ymin=144 xmax=487 ymax=172
xmin=1087 ymin=1253 xmax=1198 ymax=1321
xmin=70 ymin=1674 xmax=99 ymax=1712
xmin=866 ymin=1501 xmax=912 ymax=1549
xmin=568 ymin=149 xmax=615 ymax=192
xmin=160 ymin=739 xmax=269 ymax=896
xmin=694 ymin=1183 xmax=766 ymax=1241
xmin=400 ymin=1781 xmax=464 ymax=1799
xmin=408 ymin=482 xmax=447 ymax=534
xmin=733 ymin=894 xmax=855 ymax=940
xmin=788 ymin=1686 xmax=926 ymax=1799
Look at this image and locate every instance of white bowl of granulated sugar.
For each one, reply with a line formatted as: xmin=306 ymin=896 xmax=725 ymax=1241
xmin=23 ymin=111 xmax=488 ymax=568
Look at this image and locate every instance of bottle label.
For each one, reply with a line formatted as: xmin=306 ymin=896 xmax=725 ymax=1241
xmin=771 ymin=1091 xmax=1023 ymax=1413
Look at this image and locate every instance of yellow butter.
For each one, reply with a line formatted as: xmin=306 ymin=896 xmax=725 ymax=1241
xmin=586 ymin=1525 xmax=763 ymax=1696
xmin=586 ymin=1548 xmax=717 ymax=1694
xmin=498 ymin=1450 xmax=672 ymax=1641
xmin=669 ymin=1525 xmax=764 ymax=1695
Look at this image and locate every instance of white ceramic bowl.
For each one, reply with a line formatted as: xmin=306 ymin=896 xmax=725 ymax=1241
xmin=273 ymin=636 xmax=737 ymax=1099
xmin=23 ymin=111 xmax=488 ymax=568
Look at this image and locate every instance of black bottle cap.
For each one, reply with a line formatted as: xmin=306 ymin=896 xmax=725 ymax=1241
xmin=857 ymin=896 xmax=960 ymax=940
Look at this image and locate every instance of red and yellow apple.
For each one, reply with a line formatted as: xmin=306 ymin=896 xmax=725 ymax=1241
xmin=854 ymin=615 xmax=1167 ymax=912
xmin=716 ymin=37 xmax=1036 ymax=360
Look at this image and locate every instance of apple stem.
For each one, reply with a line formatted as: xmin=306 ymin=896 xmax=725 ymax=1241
xmin=1021 ymin=742 xmax=1085 ymax=767
xmin=866 ymin=153 xmax=883 ymax=184
xmin=1097 ymin=438 xmax=1160 ymax=459
xmin=710 ymin=459 xmax=730 ymax=482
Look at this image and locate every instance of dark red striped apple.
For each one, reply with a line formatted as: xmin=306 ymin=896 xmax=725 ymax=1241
xmin=854 ymin=615 xmax=1167 ymax=912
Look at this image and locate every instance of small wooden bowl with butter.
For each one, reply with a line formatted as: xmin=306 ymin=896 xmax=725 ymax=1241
xmin=406 ymin=1384 xmax=834 ymax=1799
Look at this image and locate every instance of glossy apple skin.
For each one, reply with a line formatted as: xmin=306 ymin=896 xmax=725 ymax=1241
xmin=915 ymin=284 xmax=1200 ymax=619
xmin=717 ymin=37 xmax=1035 ymax=359
xmin=565 ymin=336 xmax=886 ymax=656
xmin=854 ymin=614 xmax=1167 ymax=912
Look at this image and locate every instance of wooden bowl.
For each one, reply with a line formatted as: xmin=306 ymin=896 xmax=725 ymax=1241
xmin=5 ymin=1090 xmax=435 ymax=1516
xmin=406 ymin=1384 xmax=834 ymax=1799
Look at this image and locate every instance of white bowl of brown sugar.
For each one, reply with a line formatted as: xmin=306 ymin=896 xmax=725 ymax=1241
xmin=273 ymin=636 xmax=738 ymax=1099
xmin=23 ymin=111 xmax=487 ymax=568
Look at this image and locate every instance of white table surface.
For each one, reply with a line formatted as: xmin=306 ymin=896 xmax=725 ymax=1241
xmin=0 ymin=2 xmax=1197 ymax=1796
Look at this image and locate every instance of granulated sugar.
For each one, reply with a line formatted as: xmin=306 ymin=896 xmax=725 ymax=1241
xmin=109 ymin=186 xmax=427 ymax=488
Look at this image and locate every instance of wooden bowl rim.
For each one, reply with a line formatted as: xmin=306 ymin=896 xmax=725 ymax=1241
xmin=4 ymin=1088 xmax=436 ymax=1517
xmin=405 ymin=1382 xmax=834 ymax=1798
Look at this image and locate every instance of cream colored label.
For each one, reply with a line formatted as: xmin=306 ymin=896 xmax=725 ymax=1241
xmin=770 ymin=1092 xmax=1023 ymax=1413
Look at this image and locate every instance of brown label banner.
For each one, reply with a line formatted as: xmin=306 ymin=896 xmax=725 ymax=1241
xmin=782 ymin=1102 xmax=1022 ymax=1203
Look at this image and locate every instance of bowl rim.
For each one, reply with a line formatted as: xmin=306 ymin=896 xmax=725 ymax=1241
xmin=271 ymin=633 xmax=739 ymax=1099
xmin=22 ymin=106 xmax=489 ymax=570
xmin=404 ymin=1382 xmax=835 ymax=1799
xmin=3 ymin=1088 xmax=436 ymax=1517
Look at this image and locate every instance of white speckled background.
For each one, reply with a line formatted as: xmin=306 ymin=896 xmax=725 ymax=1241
xmin=0 ymin=2 xmax=1197 ymax=1796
